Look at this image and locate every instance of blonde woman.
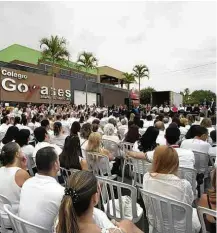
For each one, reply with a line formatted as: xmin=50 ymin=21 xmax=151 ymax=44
xmin=142 ymin=145 xmax=200 ymax=233
xmin=86 ymin=132 xmax=114 ymax=161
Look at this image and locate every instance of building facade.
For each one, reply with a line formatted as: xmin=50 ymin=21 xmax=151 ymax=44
xmin=0 ymin=44 xmax=129 ymax=106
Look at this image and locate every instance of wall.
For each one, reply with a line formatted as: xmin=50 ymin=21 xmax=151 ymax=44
xmin=0 ymin=67 xmax=71 ymax=104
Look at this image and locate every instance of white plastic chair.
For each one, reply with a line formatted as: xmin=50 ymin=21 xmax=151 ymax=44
xmin=140 ymin=189 xmax=193 ymax=233
xmin=86 ymin=152 xmax=116 ymax=179
xmin=119 ymin=142 xmax=134 ymax=182
xmin=129 ymin=157 xmax=152 ymax=188
xmin=102 ymin=139 xmax=121 ymax=158
xmin=59 ymin=167 xmax=79 ymax=186
xmin=97 ymin=176 xmax=143 ymax=223
xmin=0 ymin=195 xmax=13 ymax=233
xmin=209 ymin=155 xmax=216 ymax=168
xmin=177 ymin=167 xmax=197 ymax=197
xmin=197 ymin=206 xmax=216 ymax=233
xmin=3 ymin=204 xmax=49 ymax=233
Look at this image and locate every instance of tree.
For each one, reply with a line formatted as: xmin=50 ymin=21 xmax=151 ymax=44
xmin=40 ymin=35 xmax=70 ymax=106
xmin=76 ymin=51 xmax=98 ymax=106
xmin=140 ymin=87 xmax=156 ymax=104
xmin=133 ymin=64 xmax=149 ymax=92
xmin=180 ymin=88 xmax=191 ymax=104
xmin=190 ymin=90 xmax=216 ymax=104
xmin=122 ymin=72 xmax=136 ymax=90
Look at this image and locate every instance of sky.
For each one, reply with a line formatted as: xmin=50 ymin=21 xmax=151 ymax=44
xmin=0 ymin=1 xmax=216 ymax=93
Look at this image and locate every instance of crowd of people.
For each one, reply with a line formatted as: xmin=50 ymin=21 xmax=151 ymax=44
xmin=0 ymin=102 xmax=216 ymax=233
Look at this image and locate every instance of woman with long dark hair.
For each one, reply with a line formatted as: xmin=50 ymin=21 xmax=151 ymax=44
xmin=70 ymin=121 xmax=81 ymax=136
xmin=124 ymin=125 xmax=140 ymax=144
xmin=133 ymin=126 xmax=159 ymax=153
xmin=59 ymin=136 xmax=87 ymax=170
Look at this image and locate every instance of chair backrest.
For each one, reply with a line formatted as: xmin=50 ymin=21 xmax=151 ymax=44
xmin=120 ymin=142 xmax=134 ymax=152
xmin=193 ymin=151 xmax=209 ymax=174
xmin=0 ymin=195 xmax=12 ymax=232
xmin=140 ymin=189 xmax=193 ymax=233
xmin=97 ymin=176 xmax=140 ymax=223
xmin=26 ymin=156 xmax=35 ymax=177
xmin=209 ymin=155 xmax=216 ymax=168
xmin=60 ymin=167 xmax=79 ymax=185
xmin=177 ymin=167 xmax=197 ymax=196
xmin=86 ymin=152 xmax=112 ymax=177
xmin=3 ymin=204 xmax=50 ymax=233
xmin=197 ymin=206 xmax=217 ymax=233
xmin=102 ymin=139 xmax=121 ymax=158
xmin=129 ymin=157 xmax=152 ymax=187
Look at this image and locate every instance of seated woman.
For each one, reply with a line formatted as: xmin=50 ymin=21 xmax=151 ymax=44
xmin=102 ymin=123 xmax=120 ymax=144
xmin=86 ymin=132 xmax=113 ymax=161
xmin=56 ymin=170 xmax=143 ymax=233
xmin=0 ymin=126 xmax=19 ymax=151
xmin=0 ymin=142 xmax=30 ymax=212
xmin=179 ymin=118 xmax=188 ymax=136
xmin=80 ymin=123 xmax=92 ymax=158
xmin=50 ymin=122 xmax=67 ymax=149
xmin=133 ymin=126 xmax=159 ymax=153
xmin=124 ymin=125 xmax=140 ymax=144
xmin=142 ymin=145 xmax=200 ymax=233
xmin=16 ymin=129 xmax=36 ymax=173
xmin=59 ymin=135 xmax=87 ymax=170
xmin=198 ymin=169 xmax=216 ymax=233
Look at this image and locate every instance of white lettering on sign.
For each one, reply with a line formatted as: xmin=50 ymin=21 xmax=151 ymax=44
xmin=1 ymin=77 xmax=71 ymax=99
xmin=1 ymin=69 xmax=27 ymax=80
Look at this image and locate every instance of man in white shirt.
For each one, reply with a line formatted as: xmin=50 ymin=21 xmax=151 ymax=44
xmin=61 ymin=114 xmax=71 ymax=135
xmin=0 ymin=116 xmax=10 ymax=141
xmin=155 ymin=121 xmax=166 ymax=145
xmin=129 ymin=126 xmax=195 ymax=169
xmin=163 ymin=105 xmax=170 ymax=113
xmin=33 ymin=127 xmax=62 ymax=161
xmin=181 ymin=126 xmax=211 ymax=154
xmin=208 ymin=130 xmax=216 ymax=157
xmin=18 ymin=146 xmax=64 ymax=230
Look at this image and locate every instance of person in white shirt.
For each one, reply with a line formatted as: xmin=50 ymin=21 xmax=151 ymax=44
xmin=208 ymin=130 xmax=216 ymax=157
xmin=50 ymin=122 xmax=67 ymax=149
xmin=33 ymin=127 xmax=62 ymax=161
xmin=41 ymin=119 xmax=53 ymax=137
xmin=80 ymin=123 xmax=92 ymax=158
xmin=0 ymin=116 xmax=10 ymax=141
xmin=14 ymin=116 xmax=22 ymax=130
xmin=102 ymin=123 xmax=120 ymax=144
xmin=155 ymin=121 xmax=166 ymax=145
xmin=20 ymin=117 xmax=33 ymax=135
xmin=143 ymin=145 xmax=200 ymax=233
xmin=143 ymin=115 xmax=154 ymax=128
xmin=163 ymin=105 xmax=170 ymax=113
xmin=181 ymin=126 xmax=211 ymax=154
xmin=16 ymin=129 xmax=36 ymax=171
xmin=0 ymin=126 xmax=19 ymax=152
xmin=118 ymin=119 xmax=128 ymax=140
xmin=0 ymin=142 xmax=30 ymax=212
xmin=61 ymin=114 xmax=71 ymax=135
xmin=18 ymin=146 xmax=64 ymax=230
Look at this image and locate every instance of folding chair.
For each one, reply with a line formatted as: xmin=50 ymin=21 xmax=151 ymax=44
xmin=177 ymin=167 xmax=197 ymax=198
xmin=119 ymin=142 xmax=134 ymax=182
xmin=102 ymin=139 xmax=121 ymax=158
xmin=0 ymin=195 xmax=13 ymax=233
xmin=3 ymin=204 xmax=49 ymax=233
xmin=97 ymin=176 xmax=143 ymax=223
xmin=197 ymin=206 xmax=217 ymax=233
xmin=129 ymin=157 xmax=152 ymax=188
xmin=209 ymin=155 xmax=216 ymax=168
xmin=86 ymin=152 xmax=116 ymax=180
xmin=193 ymin=151 xmax=210 ymax=196
xmin=140 ymin=189 xmax=193 ymax=233
xmin=59 ymin=167 xmax=80 ymax=186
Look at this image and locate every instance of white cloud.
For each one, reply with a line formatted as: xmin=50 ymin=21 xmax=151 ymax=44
xmin=0 ymin=1 xmax=216 ymax=92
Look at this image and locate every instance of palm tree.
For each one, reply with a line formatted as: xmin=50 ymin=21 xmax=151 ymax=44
xmin=133 ymin=64 xmax=149 ymax=92
xmin=40 ymin=35 xmax=70 ymax=106
xmin=123 ymin=72 xmax=136 ymax=90
xmin=76 ymin=51 xmax=98 ymax=106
